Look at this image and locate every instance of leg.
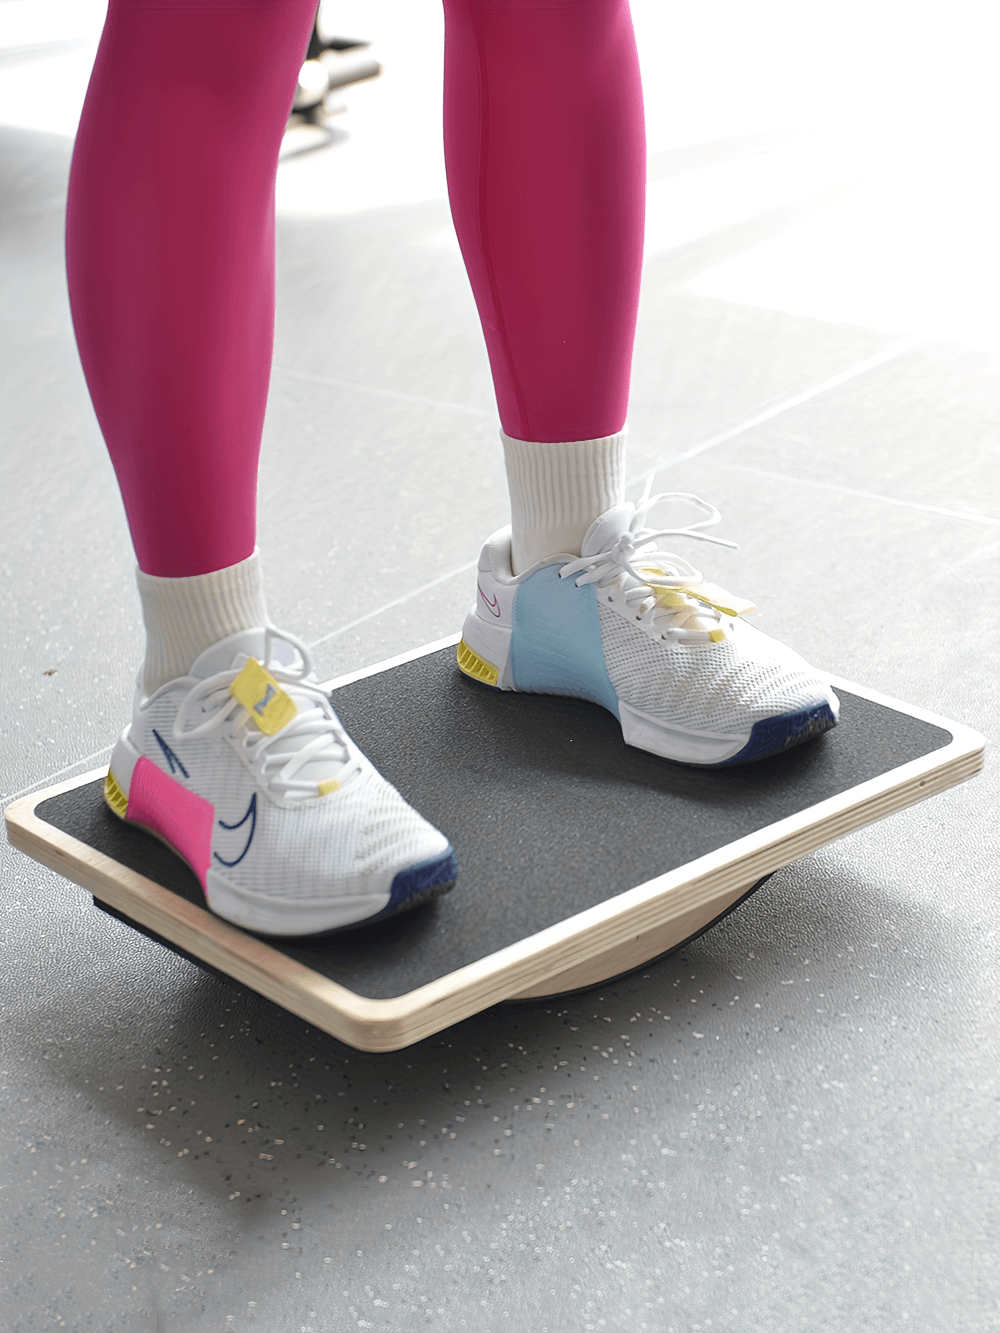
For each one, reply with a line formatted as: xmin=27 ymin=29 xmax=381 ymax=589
xmin=67 ymin=0 xmax=317 ymax=581
xmin=66 ymin=0 xmax=456 ymax=932
xmin=67 ymin=0 xmax=319 ymax=687
xmin=441 ymin=0 xmax=645 ymax=571
xmin=446 ymin=2 xmax=840 ymax=764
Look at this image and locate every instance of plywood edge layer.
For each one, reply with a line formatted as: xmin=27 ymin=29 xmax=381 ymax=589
xmin=364 ymin=733 xmax=984 ymax=1046
xmin=508 ymin=880 xmax=755 ymax=999
xmin=4 ymin=793 xmax=395 ymax=1050
xmin=4 ymin=717 xmax=986 ymax=1052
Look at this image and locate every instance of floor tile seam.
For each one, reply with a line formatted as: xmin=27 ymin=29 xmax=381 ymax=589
xmin=272 ymin=364 xmax=495 ymax=419
xmin=3 ymin=742 xmax=113 ymax=805
xmin=718 ymin=463 xmax=1000 ymax=527
xmin=2 ymin=566 xmax=479 ymax=807
xmin=0 ymin=342 xmax=960 ymax=814
xmin=7 ymin=431 xmax=970 ymax=806
xmin=303 ymin=426 xmax=791 ymax=670
xmin=629 ymin=335 xmax=920 ymax=483
xmin=308 ymin=558 xmax=478 ymax=656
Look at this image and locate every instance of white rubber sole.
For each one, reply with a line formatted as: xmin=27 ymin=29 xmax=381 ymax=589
xmin=617 ymin=700 xmax=750 ymax=765
xmin=204 ymin=871 xmax=391 ymax=936
xmin=458 ymin=610 xmax=752 ymax=766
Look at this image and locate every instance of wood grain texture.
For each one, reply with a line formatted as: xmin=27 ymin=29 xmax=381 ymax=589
xmin=4 ymin=672 xmax=984 ymax=1051
xmin=508 ymin=880 xmax=756 ymax=999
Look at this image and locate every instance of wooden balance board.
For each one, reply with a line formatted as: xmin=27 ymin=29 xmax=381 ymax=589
xmin=5 ymin=634 xmax=984 ymax=1052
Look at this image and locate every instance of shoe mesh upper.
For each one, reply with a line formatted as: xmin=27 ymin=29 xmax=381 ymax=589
xmin=134 ymin=691 xmax=448 ymax=900
xmin=597 ymin=606 xmax=833 ymax=734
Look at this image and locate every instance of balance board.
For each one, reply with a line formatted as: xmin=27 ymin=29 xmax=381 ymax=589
xmin=5 ymin=634 xmax=984 ymax=1052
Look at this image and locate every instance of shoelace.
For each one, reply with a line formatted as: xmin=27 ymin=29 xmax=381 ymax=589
xmin=558 ymin=492 xmax=738 ymax=643
xmin=172 ymin=627 xmax=362 ymax=800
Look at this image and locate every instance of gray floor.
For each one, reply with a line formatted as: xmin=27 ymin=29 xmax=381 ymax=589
xmin=2 ymin=9 xmax=999 ymax=1331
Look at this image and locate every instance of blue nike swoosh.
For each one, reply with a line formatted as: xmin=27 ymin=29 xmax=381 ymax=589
xmin=213 ymin=792 xmax=257 ymax=868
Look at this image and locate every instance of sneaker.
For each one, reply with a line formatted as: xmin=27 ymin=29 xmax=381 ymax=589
xmin=458 ymin=493 xmax=839 ymax=767
xmin=104 ymin=627 xmax=456 ymax=935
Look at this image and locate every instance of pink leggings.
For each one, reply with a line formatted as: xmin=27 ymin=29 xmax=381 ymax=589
xmin=66 ymin=0 xmax=645 ymax=577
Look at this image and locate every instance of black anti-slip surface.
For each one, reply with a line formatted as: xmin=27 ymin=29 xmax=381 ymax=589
xmin=36 ymin=647 xmax=951 ymax=999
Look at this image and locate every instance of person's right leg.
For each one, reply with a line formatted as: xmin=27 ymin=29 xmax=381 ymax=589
xmin=66 ymin=0 xmax=455 ymax=933
xmin=441 ymin=0 xmax=645 ymax=575
xmin=66 ymin=0 xmax=317 ymax=690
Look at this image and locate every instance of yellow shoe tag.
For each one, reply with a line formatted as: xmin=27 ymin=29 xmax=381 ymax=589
xmin=230 ymin=659 xmax=297 ymax=735
xmin=678 ymin=581 xmax=757 ymax=618
xmin=651 ymin=588 xmax=690 ymax=610
xmin=639 ymin=566 xmax=755 ymax=619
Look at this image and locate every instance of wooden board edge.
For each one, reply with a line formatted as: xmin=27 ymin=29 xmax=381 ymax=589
xmin=352 ymin=718 xmax=985 ymax=1046
xmin=4 ymin=777 xmax=409 ymax=1051
xmin=825 ymin=674 xmax=988 ymax=753
xmin=506 ymin=877 xmax=758 ymax=1000
xmin=4 ymin=700 xmax=985 ymax=1053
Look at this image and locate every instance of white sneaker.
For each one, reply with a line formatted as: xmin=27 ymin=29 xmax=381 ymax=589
xmin=104 ymin=627 xmax=456 ymax=935
xmin=458 ymin=493 xmax=839 ymax=767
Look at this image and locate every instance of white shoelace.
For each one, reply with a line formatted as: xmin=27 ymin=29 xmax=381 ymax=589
xmin=558 ymin=492 xmax=738 ymax=643
xmin=172 ymin=628 xmax=362 ymax=800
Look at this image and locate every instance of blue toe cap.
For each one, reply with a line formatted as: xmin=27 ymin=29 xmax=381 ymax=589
xmin=719 ymin=703 xmax=838 ymax=766
xmin=378 ymin=848 xmax=458 ymax=918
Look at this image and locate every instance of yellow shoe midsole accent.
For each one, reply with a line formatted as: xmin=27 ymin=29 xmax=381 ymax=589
xmin=104 ymin=768 xmax=129 ymax=819
xmin=457 ymin=638 xmax=499 ymax=687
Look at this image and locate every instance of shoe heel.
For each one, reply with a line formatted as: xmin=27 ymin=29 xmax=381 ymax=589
xmin=457 ymin=637 xmax=500 ymax=688
xmin=458 ymin=608 xmax=513 ymax=689
xmin=104 ymin=768 xmax=129 ymax=820
xmin=104 ymin=728 xmax=142 ymax=821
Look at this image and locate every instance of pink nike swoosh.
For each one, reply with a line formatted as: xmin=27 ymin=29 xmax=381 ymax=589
xmin=478 ymin=585 xmax=501 ymax=618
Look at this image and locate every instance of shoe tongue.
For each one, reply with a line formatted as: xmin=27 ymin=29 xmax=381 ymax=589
xmin=581 ymin=503 xmax=635 ymax=558
xmin=189 ymin=628 xmax=298 ymax=679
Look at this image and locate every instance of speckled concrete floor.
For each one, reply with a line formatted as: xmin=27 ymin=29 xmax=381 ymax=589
xmin=2 ymin=3 xmax=998 ymax=1331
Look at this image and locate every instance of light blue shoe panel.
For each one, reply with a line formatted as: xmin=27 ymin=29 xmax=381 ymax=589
xmin=510 ymin=565 xmax=620 ymax=718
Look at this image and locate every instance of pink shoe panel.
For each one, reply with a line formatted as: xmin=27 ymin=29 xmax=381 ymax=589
xmin=126 ymin=755 xmax=215 ymax=894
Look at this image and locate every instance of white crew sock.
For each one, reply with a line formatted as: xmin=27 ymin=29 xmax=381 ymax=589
xmin=502 ymin=428 xmax=627 ymax=575
xmin=136 ymin=549 xmax=269 ymax=694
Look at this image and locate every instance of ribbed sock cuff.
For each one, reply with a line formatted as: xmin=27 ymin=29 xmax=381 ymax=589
xmin=502 ymin=429 xmax=627 ymax=574
xmin=137 ymin=550 xmax=269 ymax=693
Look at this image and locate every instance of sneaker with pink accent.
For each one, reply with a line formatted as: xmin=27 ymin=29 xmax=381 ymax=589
xmin=104 ymin=627 xmax=456 ymax=935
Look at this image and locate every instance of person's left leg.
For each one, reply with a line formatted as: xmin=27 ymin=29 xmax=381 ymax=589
xmin=441 ymin=0 xmax=644 ymax=575
xmin=444 ymin=0 xmax=839 ymax=766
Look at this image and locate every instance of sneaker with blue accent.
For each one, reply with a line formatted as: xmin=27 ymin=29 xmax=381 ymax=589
xmin=458 ymin=493 xmax=839 ymax=767
xmin=104 ymin=627 xmax=456 ymax=935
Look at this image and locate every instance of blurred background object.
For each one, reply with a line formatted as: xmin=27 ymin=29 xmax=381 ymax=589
xmin=290 ymin=10 xmax=381 ymax=126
